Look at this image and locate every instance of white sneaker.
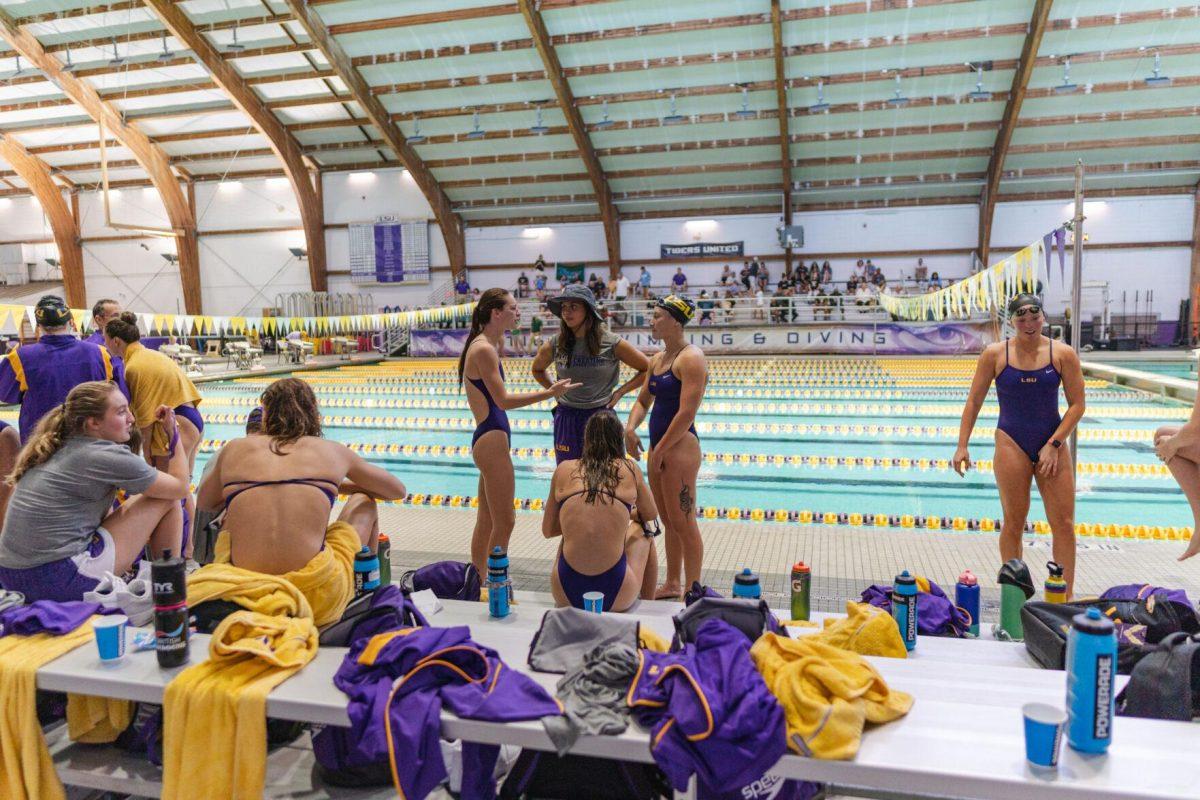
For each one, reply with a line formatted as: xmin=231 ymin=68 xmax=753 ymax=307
xmin=117 ymin=576 xmax=154 ymax=626
xmin=83 ymin=572 xmax=126 ymax=610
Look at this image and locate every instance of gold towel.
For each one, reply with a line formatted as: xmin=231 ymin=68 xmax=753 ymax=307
xmin=810 ymin=601 xmax=908 ymax=659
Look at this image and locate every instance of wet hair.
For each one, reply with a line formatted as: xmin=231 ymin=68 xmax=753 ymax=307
xmin=104 ymin=311 xmax=141 ymax=344
xmin=9 ymin=381 xmax=122 ymax=484
xmin=260 ymin=377 xmax=321 ymax=454
xmin=457 ymin=288 xmax=512 ymax=383
xmin=245 ymin=406 xmax=264 ymax=434
xmin=1007 ymin=293 xmax=1042 ymax=316
xmin=576 ymin=410 xmax=626 ymax=506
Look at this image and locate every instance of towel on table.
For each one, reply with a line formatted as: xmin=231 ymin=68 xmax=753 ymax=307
xmin=527 ymin=607 xmax=640 ymax=673
xmin=810 ymin=602 xmax=907 ymax=659
xmin=162 ymin=570 xmax=317 ymax=800
xmin=751 ymin=632 xmax=913 ymax=760
xmin=208 ymin=520 xmax=359 ymax=626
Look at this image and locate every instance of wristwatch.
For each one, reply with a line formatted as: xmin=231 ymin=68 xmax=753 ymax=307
xmin=1051 ymin=439 xmax=1062 ymax=449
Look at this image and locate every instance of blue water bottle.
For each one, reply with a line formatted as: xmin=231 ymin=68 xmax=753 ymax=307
xmin=732 ymin=568 xmax=761 ymax=599
xmin=353 ymin=546 xmax=380 ymax=595
xmin=955 ymin=570 xmax=980 ymax=637
xmin=487 ymin=546 xmax=511 ymax=618
xmin=892 ymin=570 xmax=918 ymax=652
xmin=1066 ymin=607 xmax=1117 ymax=753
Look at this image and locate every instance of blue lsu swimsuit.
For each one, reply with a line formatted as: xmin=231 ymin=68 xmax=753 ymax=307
xmin=555 ymin=487 xmax=635 ymax=612
xmin=468 ymin=363 xmax=511 ymax=448
xmin=995 ymin=338 xmax=1061 ymax=463
xmin=648 ymin=355 xmax=698 ymax=451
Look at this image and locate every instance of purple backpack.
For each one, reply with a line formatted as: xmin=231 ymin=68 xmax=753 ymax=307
xmin=1101 ymin=584 xmax=1194 ymax=612
xmin=862 ymin=578 xmax=971 ymax=638
xmin=399 ymin=560 xmax=481 ymax=602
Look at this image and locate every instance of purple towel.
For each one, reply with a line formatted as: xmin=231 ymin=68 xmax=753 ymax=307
xmin=0 ymin=600 xmax=104 ymax=637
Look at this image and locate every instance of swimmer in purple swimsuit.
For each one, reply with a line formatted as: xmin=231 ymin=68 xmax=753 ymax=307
xmin=459 ymin=289 xmax=577 ymax=579
xmin=625 ymin=295 xmax=708 ymax=600
xmin=954 ymin=293 xmax=1086 ymax=596
xmin=545 ymin=410 xmax=661 ymax=612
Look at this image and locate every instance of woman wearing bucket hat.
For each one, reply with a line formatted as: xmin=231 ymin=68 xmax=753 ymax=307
xmin=532 ymin=285 xmax=649 ymax=464
xmin=624 ymin=295 xmax=708 ymax=599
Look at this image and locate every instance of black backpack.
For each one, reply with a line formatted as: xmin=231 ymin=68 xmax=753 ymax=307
xmin=1118 ymin=632 xmax=1200 ymax=721
xmin=499 ymin=750 xmax=668 ymax=799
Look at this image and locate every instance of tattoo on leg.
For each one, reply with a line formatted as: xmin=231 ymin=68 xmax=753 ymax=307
xmin=679 ymin=485 xmax=693 ymax=514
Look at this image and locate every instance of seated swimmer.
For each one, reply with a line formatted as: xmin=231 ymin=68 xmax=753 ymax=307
xmin=544 ymin=409 xmax=661 ymax=612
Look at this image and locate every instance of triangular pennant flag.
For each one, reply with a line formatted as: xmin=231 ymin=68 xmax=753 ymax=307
xmin=139 ymin=313 xmax=154 ymax=333
xmin=25 ymin=306 xmax=36 ymax=330
xmin=71 ymin=309 xmax=89 ymax=331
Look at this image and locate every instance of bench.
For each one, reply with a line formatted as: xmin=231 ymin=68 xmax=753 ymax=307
xmin=34 ymin=591 xmax=1200 ymax=800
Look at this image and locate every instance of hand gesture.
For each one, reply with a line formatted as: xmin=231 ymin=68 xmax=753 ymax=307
xmin=547 ymin=379 xmax=581 ymax=398
xmin=1036 ymin=442 xmax=1060 ymax=476
xmin=155 ymin=405 xmax=178 ymax=441
xmin=952 ymin=446 xmax=971 ymax=476
xmin=1156 ymin=436 xmax=1180 ymax=465
xmin=625 ymin=429 xmax=644 ymax=461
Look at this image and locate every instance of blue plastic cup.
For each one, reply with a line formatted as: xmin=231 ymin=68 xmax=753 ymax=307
xmin=1023 ymin=702 xmax=1066 ymax=768
xmin=583 ymin=591 xmax=604 ymax=613
xmin=94 ymin=614 xmax=128 ymax=662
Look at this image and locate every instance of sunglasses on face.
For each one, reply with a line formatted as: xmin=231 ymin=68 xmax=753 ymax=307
xmin=1012 ymin=306 xmax=1042 ymax=318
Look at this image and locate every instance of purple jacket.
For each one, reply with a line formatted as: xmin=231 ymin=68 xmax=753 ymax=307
xmin=628 ymin=619 xmax=788 ymax=795
xmin=0 ymin=335 xmax=130 ymax=441
xmin=0 ymin=600 xmax=103 ymax=636
xmin=330 ymin=625 xmax=561 ymax=800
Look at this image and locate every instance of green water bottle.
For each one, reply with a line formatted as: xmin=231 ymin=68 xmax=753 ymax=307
xmin=790 ymin=561 xmax=811 ymax=621
xmin=997 ymin=558 xmax=1035 ymax=641
xmin=377 ymin=534 xmax=391 ymax=586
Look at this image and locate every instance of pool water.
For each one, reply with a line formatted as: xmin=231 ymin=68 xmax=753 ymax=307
xmin=191 ymin=357 xmax=1193 ymax=531
xmin=1115 ymin=361 xmax=1197 ymax=380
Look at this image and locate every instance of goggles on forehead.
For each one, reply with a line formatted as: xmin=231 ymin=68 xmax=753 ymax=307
xmin=1012 ymin=305 xmax=1042 ymax=318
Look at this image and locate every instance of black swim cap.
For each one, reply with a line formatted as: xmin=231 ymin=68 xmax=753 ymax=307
xmin=1007 ymin=293 xmax=1042 ymax=316
xmin=35 ymin=295 xmax=71 ymax=328
xmin=656 ymin=294 xmax=696 ymax=325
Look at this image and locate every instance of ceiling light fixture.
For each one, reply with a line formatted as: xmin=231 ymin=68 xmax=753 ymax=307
xmin=11 ymin=55 xmax=23 ymax=77
xmin=732 ymin=86 xmax=756 ymax=119
xmin=1145 ymin=51 xmax=1171 ymax=87
xmin=529 ymin=104 xmax=550 ymax=134
xmin=886 ymin=73 xmax=909 ymax=107
xmin=158 ymin=32 xmax=174 ymax=61
xmin=63 ymin=47 xmax=78 ymax=72
xmin=465 ymin=110 xmax=486 ymax=140
xmin=227 ymin=21 xmax=245 ymax=52
xmin=809 ymin=80 xmax=830 ymax=113
xmin=967 ymin=64 xmax=991 ymax=101
xmin=1054 ymin=58 xmax=1078 ymax=94
xmin=405 ymin=117 xmax=426 ymax=145
xmin=108 ymin=37 xmax=124 ymax=65
xmin=593 ymin=99 xmax=615 ymax=130
xmin=662 ymin=92 xmax=686 ymax=124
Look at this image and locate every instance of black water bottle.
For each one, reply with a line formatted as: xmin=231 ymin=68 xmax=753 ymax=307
xmin=151 ymin=549 xmax=190 ymax=668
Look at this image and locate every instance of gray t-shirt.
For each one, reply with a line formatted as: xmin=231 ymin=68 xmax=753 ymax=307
xmin=0 ymin=435 xmax=159 ymax=568
xmin=552 ymin=329 xmax=623 ymax=409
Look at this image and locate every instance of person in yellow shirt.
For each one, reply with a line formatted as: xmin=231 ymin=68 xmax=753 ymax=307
xmin=103 ymin=313 xmax=203 ymax=559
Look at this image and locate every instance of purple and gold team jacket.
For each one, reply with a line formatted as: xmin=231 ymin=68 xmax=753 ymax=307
xmin=0 ymin=335 xmax=130 ymax=441
xmin=627 ymin=619 xmax=790 ymax=796
xmin=331 ymin=625 xmax=562 ymax=800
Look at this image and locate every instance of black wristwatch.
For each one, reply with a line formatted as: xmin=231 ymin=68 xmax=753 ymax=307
xmin=1051 ymin=439 xmax=1062 ymax=449
xmin=641 ymin=518 xmax=662 ymax=539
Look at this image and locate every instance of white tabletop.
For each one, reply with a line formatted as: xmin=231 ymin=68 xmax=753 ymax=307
xmin=35 ymin=592 xmax=1200 ymax=800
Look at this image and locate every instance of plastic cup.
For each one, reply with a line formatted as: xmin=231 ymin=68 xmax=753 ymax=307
xmin=582 ymin=591 xmax=604 ymax=613
xmin=93 ymin=614 xmax=128 ymax=662
xmin=1022 ymin=702 xmax=1066 ymax=768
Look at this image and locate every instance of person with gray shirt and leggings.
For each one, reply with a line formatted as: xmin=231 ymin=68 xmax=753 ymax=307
xmin=533 ymin=285 xmax=649 ymax=464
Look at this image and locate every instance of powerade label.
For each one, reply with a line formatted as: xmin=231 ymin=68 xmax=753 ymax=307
xmin=1094 ymin=653 xmax=1113 ymax=739
xmin=906 ymin=597 xmax=917 ymax=642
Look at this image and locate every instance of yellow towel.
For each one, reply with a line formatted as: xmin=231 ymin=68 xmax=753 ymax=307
xmin=751 ymin=632 xmax=913 ymax=760
xmin=810 ymin=602 xmax=908 ymax=659
xmin=123 ymin=341 xmax=202 ymax=455
xmin=638 ymin=626 xmax=670 ymax=653
xmin=162 ymin=572 xmax=318 ymax=800
xmin=0 ymin=621 xmax=96 ymax=800
xmin=66 ymin=693 xmax=134 ymax=744
xmin=209 ymin=521 xmax=359 ymax=626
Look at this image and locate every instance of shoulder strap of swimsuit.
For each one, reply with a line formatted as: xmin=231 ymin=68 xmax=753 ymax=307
xmin=1004 ymin=338 xmax=1010 ymax=367
xmin=560 ymin=487 xmax=634 ymax=514
xmin=223 ymin=478 xmax=339 ymax=508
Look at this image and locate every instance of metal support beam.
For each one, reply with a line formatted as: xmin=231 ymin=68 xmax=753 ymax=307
xmin=1190 ymin=184 xmax=1200 ymax=345
xmin=978 ymin=0 xmax=1053 ymax=267
xmin=770 ymin=0 xmax=793 ymax=275
xmin=0 ymin=133 xmax=85 ymax=307
xmin=518 ymin=0 xmax=620 ymax=277
xmin=143 ymin=0 xmax=327 ymax=292
xmin=282 ymin=0 xmax=466 ymax=276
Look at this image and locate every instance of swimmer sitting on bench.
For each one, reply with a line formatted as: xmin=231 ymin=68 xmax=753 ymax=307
xmin=545 ymin=409 xmax=660 ymax=612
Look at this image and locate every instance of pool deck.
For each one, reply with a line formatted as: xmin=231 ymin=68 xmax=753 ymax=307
xmin=1081 ymin=359 xmax=1196 ymax=402
xmin=187 ymin=352 xmax=384 ymax=383
xmin=377 ymin=504 xmax=1200 ymax=623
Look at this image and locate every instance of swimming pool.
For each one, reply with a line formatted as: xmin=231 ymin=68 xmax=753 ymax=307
xmin=1111 ymin=360 xmax=1197 ymax=380
xmin=182 ymin=357 xmax=1194 ymax=538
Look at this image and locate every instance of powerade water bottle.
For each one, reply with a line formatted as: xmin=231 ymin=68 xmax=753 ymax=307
xmin=1045 ymin=561 xmax=1068 ymax=604
xmin=955 ymin=570 xmax=980 ymax=637
xmin=353 ymin=546 xmax=380 ymax=595
xmin=790 ymin=561 xmax=811 ymax=621
xmin=1066 ymin=607 xmax=1117 ymax=753
xmin=892 ymin=571 xmax=918 ymax=652
xmin=732 ymin=568 xmax=761 ymax=599
xmin=151 ymin=549 xmax=189 ymax=668
xmin=487 ymin=546 xmax=511 ymax=618
xmin=377 ymin=534 xmax=392 ymax=586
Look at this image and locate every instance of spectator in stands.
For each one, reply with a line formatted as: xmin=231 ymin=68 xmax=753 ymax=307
xmin=856 ymin=281 xmax=874 ymax=306
xmin=929 ymin=271 xmax=943 ymax=290
xmin=753 ymin=285 xmax=766 ymax=321
xmin=770 ymin=284 xmax=788 ymax=323
xmin=821 ymin=261 xmax=833 ymax=286
xmin=454 ymin=275 xmax=471 ymax=302
xmin=639 ymin=266 xmax=652 ymax=299
xmin=719 ymin=264 xmax=735 ymax=288
xmin=721 ymin=291 xmax=737 ymax=324
xmin=87 ymin=299 xmax=121 ymax=345
xmin=757 ymin=261 xmax=770 ymax=292
xmin=808 ymin=261 xmax=820 ymax=287
xmin=739 ymin=262 xmax=752 ymax=292
xmin=698 ymin=290 xmax=715 ymax=325
xmin=853 ymin=259 xmax=866 ymax=282
xmin=671 ymin=268 xmax=688 ymax=293
xmin=847 ymin=276 xmax=858 ymax=295
xmin=0 ymin=381 xmax=189 ymax=603
xmin=588 ymin=272 xmax=606 ymax=299
xmin=534 ymin=268 xmax=548 ymax=300
xmin=872 ymin=270 xmax=886 ymax=289
xmin=0 ymin=296 xmax=130 ymax=443
xmin=615 ymin=271 xmax=631 ymax=303
xmin=829 ymin=285 xmax=844 ymax=321
xmin=516 ymin=271 xmax=530 ymax=299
